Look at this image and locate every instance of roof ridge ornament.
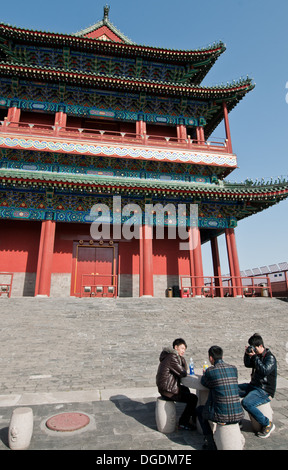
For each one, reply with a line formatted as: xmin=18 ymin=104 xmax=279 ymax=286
xmin=103 ymin=5 xmax=110 ymax=23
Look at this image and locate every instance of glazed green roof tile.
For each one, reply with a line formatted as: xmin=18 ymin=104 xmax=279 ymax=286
xmin=1 ymin=167 xmax=288 ymax=201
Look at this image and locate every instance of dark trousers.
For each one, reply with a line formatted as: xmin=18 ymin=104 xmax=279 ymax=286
xmin=196 ymin=405 xmax=213 ymax=435
xmin=161 ymin=385 xmax=198 ymax=425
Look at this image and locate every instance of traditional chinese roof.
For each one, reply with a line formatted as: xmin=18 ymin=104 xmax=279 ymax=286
xmin=1 ymin=167 xmax=288 ymax=209
xmin=1 ymin=163 xmax=288 ymax=230
xmin=0 ymin=61 xmax=253 ymax=97
xmin=0 ymin=7 xmax=255 ymax=139
xmin=0 ymin=61 xmax=254 ymax=137
xmin=0 ymin=15 xmax=226 ymax=85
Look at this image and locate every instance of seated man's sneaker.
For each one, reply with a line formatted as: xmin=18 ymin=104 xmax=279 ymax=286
xmin=257 ymin=421 xmax=275 ymax=439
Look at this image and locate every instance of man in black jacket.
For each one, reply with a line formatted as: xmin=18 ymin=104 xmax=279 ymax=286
xmin=156 ymin=338 xmax=198 ymax=430
xmin=239 ymin=333 xmax=277 ymax=438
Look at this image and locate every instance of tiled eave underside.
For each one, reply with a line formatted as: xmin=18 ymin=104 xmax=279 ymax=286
xmin=1 ymin=168 xmax=288 ymax=203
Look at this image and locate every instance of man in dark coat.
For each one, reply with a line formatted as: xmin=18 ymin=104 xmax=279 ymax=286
xmin=156 ymin=338 xmax=198 ymax=429
xmin=239 ymin=333 xmax=277 ymax=439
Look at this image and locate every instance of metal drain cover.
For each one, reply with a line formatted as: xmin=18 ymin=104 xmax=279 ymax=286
xmin=46 ymin=412 xmax=90 ymax=432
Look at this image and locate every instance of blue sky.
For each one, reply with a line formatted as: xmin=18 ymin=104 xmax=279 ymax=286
xmin=1 ymin=0 xmax=287 ymax=274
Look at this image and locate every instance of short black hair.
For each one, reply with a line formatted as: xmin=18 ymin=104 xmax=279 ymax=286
xmin=173 ymin=338 xmax=187 ymax=349
xmin=208 ymin=345 xmax=223 ymax=360
xmin=248 ymin=333 xmax=264 ymax=348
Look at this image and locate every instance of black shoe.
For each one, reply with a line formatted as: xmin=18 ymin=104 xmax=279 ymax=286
xmin=178 ymin=422 xmax=197 ymax=431
xmin=202 ymin=435 xmax=217 ymax=450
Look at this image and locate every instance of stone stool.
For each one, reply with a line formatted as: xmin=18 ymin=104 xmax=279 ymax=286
xmin=210 ymin=422 xmax=245 ymax=450
xmin=155 ymin=397 xmax=176 ymax=433
xmin=8 ymin=407 xmax=33 ymax=450
xmin=249 ymin=401 xmax=273 ymax=433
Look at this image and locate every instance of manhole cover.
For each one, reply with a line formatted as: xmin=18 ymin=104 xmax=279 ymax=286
xmin=46 ymin=412 xmax=90 ymax=432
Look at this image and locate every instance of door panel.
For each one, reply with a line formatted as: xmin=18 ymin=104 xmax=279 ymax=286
xmin=75 ymin=246 xmax=96 ymax=295
xmin=95 ymin=247 xmax=113 ymax=286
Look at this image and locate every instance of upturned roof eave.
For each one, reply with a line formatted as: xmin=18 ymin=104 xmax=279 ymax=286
xmin=0 ymin=61 xmax=254 ymax=99
xmin=0 ymin=22 xmax=226 ymax=65
xmin=1 ymin=168 xmax=288 ymax=199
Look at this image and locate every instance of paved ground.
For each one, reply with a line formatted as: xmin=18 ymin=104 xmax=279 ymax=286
xmin=0 ymin=296 xmax=287 ymax=452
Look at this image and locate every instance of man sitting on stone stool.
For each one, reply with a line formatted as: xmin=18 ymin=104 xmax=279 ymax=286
xmin=196 ymin=345 xmax=244 ymax=450
xmin=239 ymin=333 xmax=277 ymax=438
xmin=156 ymin=338 xmax=198 ymax=430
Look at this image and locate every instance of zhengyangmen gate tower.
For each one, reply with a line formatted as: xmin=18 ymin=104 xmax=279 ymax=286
xmin=0 ymin=7 xmax=288 ymax=298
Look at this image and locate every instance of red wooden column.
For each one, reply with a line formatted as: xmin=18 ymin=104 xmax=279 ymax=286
xmin=225 ymin=228 xmax=236 ymax=296
xmin=210 ymin=236 xmax=224 ymax=297
xmin=223 ymin=102 xmax=233 ymax=153
xmin=139 ymin=223 xmax=154 ymax=297
xmin=199 ymin=127 xmax=205 ymax=144
xmin=136 ymin=119 xmax=146 ymax=142
xmin=188 ymin=228 xmax=196 ymax=296
xmin=189 ymin=226 xmax=204 ymax=296
xmin=139 ymin=225 xmax=144 ymax=297
xmin=176 ymin=123 xmax=187 ymax=142
xmin=54 ymin=111 xmax=67 ymax=126
xmin=7 ymin=107 xmax=21 ymax=127
xmin=35 ymin=220 xmax=56 ymax=297
xmin=225 ymin=228 xmax=242 ymax=296
xmin=54 ymin=111 xmax=67 ymax=134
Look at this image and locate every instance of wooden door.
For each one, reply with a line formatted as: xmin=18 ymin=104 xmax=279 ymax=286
xmin=73 ymin=244 xmax=116 ymax=297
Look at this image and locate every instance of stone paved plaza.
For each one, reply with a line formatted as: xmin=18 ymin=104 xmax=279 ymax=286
xmin=0 ymin=296 xmax=287 ymax=451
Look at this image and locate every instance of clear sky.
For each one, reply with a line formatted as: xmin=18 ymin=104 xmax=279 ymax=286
xmin=1 ymin=0 xmax=287 ymax=275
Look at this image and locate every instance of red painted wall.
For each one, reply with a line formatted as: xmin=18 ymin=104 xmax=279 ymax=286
xmin=118 ymin=238 xmax=139 ymax=274
xmin=0 ymin=220 xmax=41 ymax=272
xmin=118 ymin=235 xmax=190 ymax=275
xmin=0 ymin=220 xmax=191 ymax=276
xmin=51 ymin=222 xmax=91 ymax=273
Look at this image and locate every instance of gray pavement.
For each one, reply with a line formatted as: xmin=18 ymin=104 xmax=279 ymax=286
xmin=0 ymin=296 xmax=287 ymax=452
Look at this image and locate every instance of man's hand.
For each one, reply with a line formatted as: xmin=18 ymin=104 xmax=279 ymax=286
xmin=245 ymin=346 xmax=256 ymax=357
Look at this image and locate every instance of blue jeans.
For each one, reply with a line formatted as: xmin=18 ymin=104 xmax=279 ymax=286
xmin=239 ymin=383 xmax=270 ymax=427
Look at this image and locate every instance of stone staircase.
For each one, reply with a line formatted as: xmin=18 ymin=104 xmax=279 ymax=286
xmin=0 ymin=297 xmax=287 ymax=396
